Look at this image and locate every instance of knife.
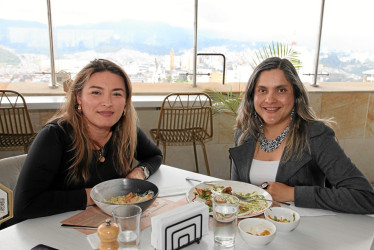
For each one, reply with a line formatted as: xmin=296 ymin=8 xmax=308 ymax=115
xmin=233 ymin=193 xmax=291 ymax=206
xmin=61 ymin=224 xmax=97 ymax=230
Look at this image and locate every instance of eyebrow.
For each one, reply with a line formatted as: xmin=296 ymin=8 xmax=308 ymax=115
xmin=256 ymin=84 xmax=290 ymax=89
xmin=88 ymin=85 xmax=125 ymax=92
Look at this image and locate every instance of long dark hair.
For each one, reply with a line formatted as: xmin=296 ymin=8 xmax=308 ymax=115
xmin=236 ymin=57 xmax=330 ymax=161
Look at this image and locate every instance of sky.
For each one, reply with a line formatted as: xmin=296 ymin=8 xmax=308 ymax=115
xmin=1 ymin=0 xmax=374 ymax=52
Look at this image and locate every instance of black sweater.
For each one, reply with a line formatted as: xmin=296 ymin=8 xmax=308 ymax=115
xmin=14 ymin=120 xmax=162 ymax=220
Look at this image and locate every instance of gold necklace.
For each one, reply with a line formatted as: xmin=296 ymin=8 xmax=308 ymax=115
xmin=93 ymin=131 xmax=112 ymax=163
xmin=98 ymin=147 xmax=105 ymax=163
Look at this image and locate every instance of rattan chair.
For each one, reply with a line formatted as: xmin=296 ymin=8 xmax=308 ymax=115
xmin=0 ymin=90 xmax=36 ymax=153
xmin=150 ymin=93 xmax=213 ymax=175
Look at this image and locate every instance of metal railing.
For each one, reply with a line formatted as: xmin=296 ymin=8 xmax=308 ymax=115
xmin=183 ymin=53 xmax=226 ymax=85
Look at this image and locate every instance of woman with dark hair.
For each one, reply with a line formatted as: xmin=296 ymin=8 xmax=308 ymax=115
xmin=229 ymin=57 xmax=374 ymax=214
xmin=14 ymin=59 xmax=162 ymax=220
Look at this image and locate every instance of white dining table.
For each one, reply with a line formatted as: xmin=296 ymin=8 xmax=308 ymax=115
xmin=0 ymin=165 xmax=373 ymax=250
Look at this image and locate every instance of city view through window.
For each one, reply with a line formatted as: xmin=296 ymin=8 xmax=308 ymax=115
xmin=1 ymin=0 xmax=374 ymax=95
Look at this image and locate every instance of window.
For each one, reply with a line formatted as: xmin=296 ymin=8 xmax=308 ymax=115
xmin=0 ymin=0 xmax=372 ymax=97
xmin=319 ymin=0 xmax=374 ymax=82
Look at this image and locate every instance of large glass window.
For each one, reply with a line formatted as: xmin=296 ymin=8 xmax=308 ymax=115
xmin=319 ymin=0 xmax=374 ymax=82
xmin=51 ymin=0 xmax=193 ymax=84
xmin=0 ymin=1 xmax=50 ymax=86
xmin=1 ymin=0 xmax=373 ymax=96
xmin=198 ymin=0 xmax=320 ymax=84
xmin=0 ymin=0 xmax=194 ymax=94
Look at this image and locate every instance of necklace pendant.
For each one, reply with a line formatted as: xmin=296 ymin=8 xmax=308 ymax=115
xmin=99 ymin=156 xmax=105 ymax=163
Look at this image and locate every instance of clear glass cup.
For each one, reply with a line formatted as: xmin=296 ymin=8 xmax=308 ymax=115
xmin=112 ymin=205 xmax=142 ymax=249
xmin=213 ymin=194 xmax=240 ymax=248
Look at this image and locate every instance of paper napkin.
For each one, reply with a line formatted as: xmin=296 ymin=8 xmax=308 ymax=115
xmin=158 ymin=186 xmax=189 ymax=197
xmin=151 ymin=202 xmax=209 ymax=250
xmin=285 ymin=203 xmax=336 ymax=216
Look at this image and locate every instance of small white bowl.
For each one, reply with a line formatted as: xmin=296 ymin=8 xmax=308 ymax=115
xmin=238 ymin=218 xmax=276 ymax=247
xmin=264 ymin=207 xmax=300 ymax=232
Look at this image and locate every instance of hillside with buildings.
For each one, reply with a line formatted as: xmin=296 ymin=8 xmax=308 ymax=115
xmin=1 ymin=19 xmax=373 ymax=83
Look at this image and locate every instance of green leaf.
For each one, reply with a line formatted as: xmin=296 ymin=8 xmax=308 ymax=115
xmin=250 ymin=41 xmax=302 ymax=71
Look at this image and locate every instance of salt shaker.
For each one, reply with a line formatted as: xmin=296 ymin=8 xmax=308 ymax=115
xmin=97 ymin=219 xmax=120 ymax=250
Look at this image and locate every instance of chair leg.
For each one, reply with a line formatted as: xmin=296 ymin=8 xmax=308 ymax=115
xmin=162 ymin=143 xmax=166 ymax=164
xmin=192 ymin=141 xmax=199 ymax=173
xmin=200 ymin=141 xmax=211 ymax=176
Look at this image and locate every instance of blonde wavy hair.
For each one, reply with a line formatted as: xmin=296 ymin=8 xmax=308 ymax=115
xmin=48 ymin=59 xmax=137 ymax=183
xmin=236 ymin=57 xmax=333 ymax=162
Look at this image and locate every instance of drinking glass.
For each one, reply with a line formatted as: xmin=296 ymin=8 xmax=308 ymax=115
xmin=213 ymin=194 xmax=240 ymax=248
xmin=112 ymin=205 xmax=142 ymax=249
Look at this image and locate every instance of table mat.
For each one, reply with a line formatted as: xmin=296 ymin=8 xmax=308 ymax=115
xmin=61 ymin=197 xmax=188 ymax=236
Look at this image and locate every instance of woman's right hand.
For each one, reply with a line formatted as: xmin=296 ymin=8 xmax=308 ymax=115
xmin=265 ymin=182 xmax=295 ymax=202
xmin=85 ymin=188 xmax=95 ymax=206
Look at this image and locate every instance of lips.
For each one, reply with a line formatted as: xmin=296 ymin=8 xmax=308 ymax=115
xmin=264 ymin=107 xmax=280 ymax=111
xmin=98 ymin=111 xmax=114 ymax=116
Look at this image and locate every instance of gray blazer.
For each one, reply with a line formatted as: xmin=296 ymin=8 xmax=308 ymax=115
xmin=229 ymin=121 xmax=374 ymax=214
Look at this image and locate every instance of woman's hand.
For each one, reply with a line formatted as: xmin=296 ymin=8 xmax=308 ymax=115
xmin=265 ymin=182 xmax=295 ymax=202
xmin=85 ymin=188 xmax=95 ymax=206
xmin=127 ymin=167 xmax=146 ymax=180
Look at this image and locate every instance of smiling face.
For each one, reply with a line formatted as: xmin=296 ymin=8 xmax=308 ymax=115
xmin=254 ymin=69 xmax=294 ymax=130
xmin=76 ymin=71 xmax=127 ymax=134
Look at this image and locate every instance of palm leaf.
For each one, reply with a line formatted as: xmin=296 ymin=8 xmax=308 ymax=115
xmin=204 ymin=88 xmax=242 ymax=116
xmin=249 ymin=41 xmax=302 ymax=71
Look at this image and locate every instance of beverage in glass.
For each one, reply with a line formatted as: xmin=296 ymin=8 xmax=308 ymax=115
xmin=112 ymin=205 xmax=142 ymax=249
xmin=213 ymin=194 xmax=240 ymax=247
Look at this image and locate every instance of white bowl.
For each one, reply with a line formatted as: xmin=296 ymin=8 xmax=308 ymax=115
xmin=238 ymin=218 xmax=276 ymax=247
xmin=264 ymin=207 xmax=300 ymax=232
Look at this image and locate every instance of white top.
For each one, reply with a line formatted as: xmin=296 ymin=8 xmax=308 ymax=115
xmin=250 ymin=159 xmax=280 ymax=185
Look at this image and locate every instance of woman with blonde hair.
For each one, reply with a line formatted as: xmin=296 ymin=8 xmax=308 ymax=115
xmin=14 ymin=59 xmax=162 ymax=220
xmin=230 ymin=57 xmax=374 ymax=214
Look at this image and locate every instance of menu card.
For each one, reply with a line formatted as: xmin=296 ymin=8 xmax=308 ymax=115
xmin=60 ymin=197 xmax=188 ymax=235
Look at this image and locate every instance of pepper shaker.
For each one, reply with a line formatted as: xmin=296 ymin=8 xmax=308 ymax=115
xmin=97 ymin=219 xmax=120 ymax=250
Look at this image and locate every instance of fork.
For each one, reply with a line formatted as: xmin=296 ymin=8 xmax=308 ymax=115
xmin=185 ymin=177 xmax=217 ymax=184
xmin=233 ymin=193 xmax=291 ymax=206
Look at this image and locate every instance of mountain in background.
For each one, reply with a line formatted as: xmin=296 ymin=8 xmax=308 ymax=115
xmin=1 ymin=19 xmax=373 ymax=82
xmin=0 ymin=47 xmax=20 ymax=65
xmin=320 ymin=53 xmax=374 ymax=82
xmin=0 ymin=19 xmax=259 ymax=55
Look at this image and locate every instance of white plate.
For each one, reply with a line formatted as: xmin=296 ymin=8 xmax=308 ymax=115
xmin=186 ymin=180 xmax=272 ymax=218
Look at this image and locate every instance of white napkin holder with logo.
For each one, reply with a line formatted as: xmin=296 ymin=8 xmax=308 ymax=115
xmin=151 ymin=202 xmax=209 ymax=250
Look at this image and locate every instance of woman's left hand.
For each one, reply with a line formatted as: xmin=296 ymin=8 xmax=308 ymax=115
xmin=85 ymin=188 xmax=95 ymax=206
xmin=265 ymin=182 xmax=295 ymax=202
xmin=127 ymin=168 xmax=146 ymax=180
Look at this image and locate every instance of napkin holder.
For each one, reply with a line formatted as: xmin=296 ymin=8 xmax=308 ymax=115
xmin=151 ymin=202 xmax=209 ymax=250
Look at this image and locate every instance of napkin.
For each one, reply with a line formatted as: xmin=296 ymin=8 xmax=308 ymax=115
xmin=158 ymin=186 xmax=189 ymax=197
xmin=86 ymin=234 xmax=100 ymax=250
xmin=151 ymin=202 xmax=209 ymax=250
xmin=285 ymin=203 xmax=336 ymax=216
